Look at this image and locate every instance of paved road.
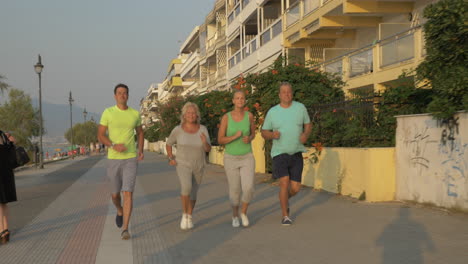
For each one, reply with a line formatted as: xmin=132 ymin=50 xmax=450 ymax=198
xmin=1 ymin=152 xmax=467 ymax=264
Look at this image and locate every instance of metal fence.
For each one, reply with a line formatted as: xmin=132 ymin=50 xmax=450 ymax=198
xmin=308 ymin=96 xmax=388 ymax=147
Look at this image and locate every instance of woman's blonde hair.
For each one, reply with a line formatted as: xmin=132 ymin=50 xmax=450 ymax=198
xmin=180 ymin=102 xmax=201 ymax=125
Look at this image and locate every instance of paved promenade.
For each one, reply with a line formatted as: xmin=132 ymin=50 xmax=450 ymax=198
xmin=1 ymin=152 xmax=467 ymax=264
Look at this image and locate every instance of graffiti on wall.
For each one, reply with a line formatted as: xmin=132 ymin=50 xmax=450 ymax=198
xmin=403 ymin=126 xmax=438 ymax=177
xmin=439 ymin=117 xmax=460 ymax=152
xmin=438 ymin=117 xmax=467 ymax=198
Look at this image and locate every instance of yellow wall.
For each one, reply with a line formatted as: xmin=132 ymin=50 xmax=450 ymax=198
xmin=303 ymin=147 xmax=395 ymax=202
xmin=208 ymin=131 xmax=266 ymax=173
xmin=209 ymin=137 xmax=395 ymax=202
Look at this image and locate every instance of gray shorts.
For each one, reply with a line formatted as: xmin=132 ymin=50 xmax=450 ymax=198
xmin=176 ymin=165 xmax=204 ymax=200
xmin=107 ymin=157 xmax=138 ymax=194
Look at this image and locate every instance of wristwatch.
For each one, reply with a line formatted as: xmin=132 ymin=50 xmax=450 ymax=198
xmin=168 ymin=156 xmax=175 ymax=161
xmin=111 ymin=143 xmax=116 ymax=148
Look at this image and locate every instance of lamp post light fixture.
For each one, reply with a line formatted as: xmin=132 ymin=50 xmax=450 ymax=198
xmin=69 ymin=91 xmax=74 ymax=159
xmin=34 ymin=55 xmax=44 ymax=169
xmin=83 ymin=107 xmax=88 ymax=122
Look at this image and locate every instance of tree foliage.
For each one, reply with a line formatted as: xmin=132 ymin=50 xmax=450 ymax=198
xmin=416 ymin=0 xmax=468 ymax=119
xmin=144 ymin=123 xmax=160 ymax=142
xmin=0 ymin=89 xmax=41 ymax=148
xmin=64 ymin=121 xmax=98 ymax=146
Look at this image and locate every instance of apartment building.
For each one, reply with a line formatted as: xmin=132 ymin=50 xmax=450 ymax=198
xmin=283 ymin=0 xmax=431 ymax=94
xmin=180 ymin=26 xmax=202 ymax=96
xmin=198 ymin=0 xmax=229 ymax=92
xmin=226 ymin=0 xmax=285 ymax=82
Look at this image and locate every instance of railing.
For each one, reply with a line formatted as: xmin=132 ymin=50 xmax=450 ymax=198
xmin=304 ymin=0 xmax=320 ymax=15
xmin=207 ymin=34 xmax=216 ymax=50
xmin=260 ymin=18 xmax=282 ymax=46
xmin=380 ymin=31 xmax=415 ymax=67
xmin=180 ymin=51 xmax=200 ymax=76
xmin=242 ymin=38 xmax=257 ymax=59
xmin=228 ymin=3 xmax=241 ymax=25
xmin=208 ymin=71 xmax=216 ymax=85
xmin=284 ymin=0 xmax=335 ymax=30
xmin=349 ymin=48 xmax=373 ymax=77
xmin=317 ymin=26 xmax=422 ymax=79
xmin=229 ymin=49 xmax=242 ymax=69
xmin=324 ymin=60 xmax=342 ymax=75
xmin=286 ymin=2 xmax=301 ymax=27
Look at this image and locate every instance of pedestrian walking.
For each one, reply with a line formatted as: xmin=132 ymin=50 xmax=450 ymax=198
xmin=0 ymin=131 xmax=17 ymax=244
xmin=166 ymin=102 xmax=211 ymax=230
xmin=261 ymin=82 xmax=311 ymax=226
xmin=97 ymin=83 xmax=144 ymax=240
xmin=218 ymin=91 xmax=256 ymax=227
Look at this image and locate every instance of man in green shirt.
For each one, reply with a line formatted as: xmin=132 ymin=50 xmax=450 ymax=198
xmin=98 ymin=83 xmax=144 ymax=240
xmin=262 ymin=82 xmax=311 ymax=226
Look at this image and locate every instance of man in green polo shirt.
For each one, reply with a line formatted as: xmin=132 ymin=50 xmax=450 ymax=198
xmin=262 ymin=82 xmax=311 ymax=226
xmin=98 ymin=83 xmax=144 ymax=240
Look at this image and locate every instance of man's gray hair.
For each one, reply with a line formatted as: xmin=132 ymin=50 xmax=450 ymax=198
xmin=180 ymin=102 xmax=201 ymax=125
xmin=279 ymin=81 xmax=293 ymax=92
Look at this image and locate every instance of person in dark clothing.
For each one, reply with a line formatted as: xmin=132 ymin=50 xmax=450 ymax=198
xmin=0 ymin=131 xmax=17 ymax=244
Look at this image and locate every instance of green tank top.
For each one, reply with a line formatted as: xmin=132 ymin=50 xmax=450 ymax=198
xmin=225 ymin=111 xmax=252 ymax=155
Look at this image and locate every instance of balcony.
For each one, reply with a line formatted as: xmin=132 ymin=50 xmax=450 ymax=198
xmin=149 ymin=102 xmax=157 ymax=111
xmin=285 ymin=2 xmax=301 ymax=28
xmin=168 ymin=76 xmax=183 ymax=90
xmin=180 ymin=51 xmax=200 ymax=78
xmin=316 ymin=26 xmax=423 ymax=90
xmin=380 ymin=32 xmax=415 ymax=68
xmin=227 ymin=0 xmax=257 ymax=37
xmin=227 ymin=18 xmax=283 ymax=79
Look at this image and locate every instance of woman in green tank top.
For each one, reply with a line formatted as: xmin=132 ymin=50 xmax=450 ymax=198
xmin=218 ymin=91 xmax=256 ymax=227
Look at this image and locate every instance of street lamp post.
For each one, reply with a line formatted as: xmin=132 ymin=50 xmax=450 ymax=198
xmin=34 ymin=55 xmax=44 ymax=169
xmin=83 ymin=108 xmax=88 ymax=155
xmin=69 ymin=91 xmax=74 ymax=159
xmin=83 ymin=107 xmax=87 ymax=122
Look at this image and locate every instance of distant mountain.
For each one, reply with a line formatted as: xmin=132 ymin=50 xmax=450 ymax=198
xmin=32 ymin=100 xmax=101 ymax=139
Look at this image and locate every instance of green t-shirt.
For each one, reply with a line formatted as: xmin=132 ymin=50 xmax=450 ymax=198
xmin=100 ymin=105 xmax=141 ymax=159
xmin=262 ymin=101 xmax=310 ymax=158
xmin=225 ymin=111 xmax=252 ymax=155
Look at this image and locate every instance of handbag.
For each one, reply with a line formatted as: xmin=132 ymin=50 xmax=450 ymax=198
xmin=9 ymin=145 xmax=30 ymax=168
xmin=0 ymin=130 xmax=30 ymax=169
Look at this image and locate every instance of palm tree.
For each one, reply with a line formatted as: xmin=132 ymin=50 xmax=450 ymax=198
xmin=0 ymin=74 xmax=9 ymax=93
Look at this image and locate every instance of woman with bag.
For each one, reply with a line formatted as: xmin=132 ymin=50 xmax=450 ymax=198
xmin=218 ymin=91 xmax=256 ymax=227
xmin=0 ymin=131 xmax=17 ymax=244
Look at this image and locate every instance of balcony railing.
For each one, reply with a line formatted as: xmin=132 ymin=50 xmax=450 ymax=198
xmin=228 ymin=3 xmax=241 ymax=25
xmin=317 ymin=26 xmax=422 ymax=80
xmin=349 ymin=48 xmax=373 ymax=77
xmin=261 ymin=18 xmax=282 ymax=46
xmin=285 ymin=0 xmax=329 ymax=29
xmin=242 ymin=38 xmax=257 ymax=59
xmin=286 ymin=2 xmax=301 ymax=27
xmin=324 ymin=60 xmax=342 ymax=75
xmin=380 ymin=31 xmax=415 ymax=67
xmin=304 ymin=0 xmax=320 ymax=15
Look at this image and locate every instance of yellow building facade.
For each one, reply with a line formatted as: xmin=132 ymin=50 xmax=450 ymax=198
xmin=283 ymin=0 xmax=430 ymax=93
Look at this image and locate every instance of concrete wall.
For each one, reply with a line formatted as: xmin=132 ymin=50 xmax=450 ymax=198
xmin=396 ymin=112 xmax=468 ymax=210
xmin=302 ymin=147 xmax=396 ymax=202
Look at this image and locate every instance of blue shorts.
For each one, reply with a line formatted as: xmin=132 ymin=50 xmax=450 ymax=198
xmin=272 ymin=152 xmax=304 ymax=182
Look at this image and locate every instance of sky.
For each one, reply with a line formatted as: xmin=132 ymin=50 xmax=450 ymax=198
xmin=0 ymin=0 xmax=214 ymax=114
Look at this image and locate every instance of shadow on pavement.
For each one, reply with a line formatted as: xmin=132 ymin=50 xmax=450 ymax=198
xmin=376 ymin=207 xmax=436 ymax=264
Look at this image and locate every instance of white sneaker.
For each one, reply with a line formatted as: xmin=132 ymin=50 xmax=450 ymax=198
xmin=240 ymin=213 xmax=249 ymax=227
xmin=232 ymin=217 xmax=240 ymax=227
xmin=180 ymin=214 xmax=188 ymax=230
xmin=186 ymin=214 xmax=194 ymax=229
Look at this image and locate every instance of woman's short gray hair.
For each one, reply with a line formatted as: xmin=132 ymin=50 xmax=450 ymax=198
xmin=180 ymin=102 xmax=201 ymax=125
